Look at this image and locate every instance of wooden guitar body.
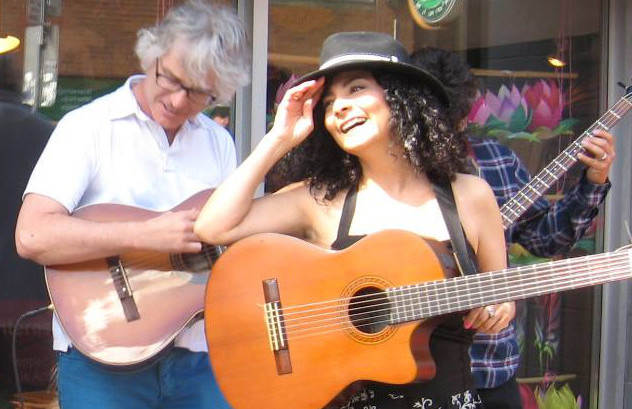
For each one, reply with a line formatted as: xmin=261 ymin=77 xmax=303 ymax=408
xmin=205 ymin=230 xmax=632 ymax=408
xmin=46 ymin=189 xmax=221 ymax=369
xmin=204 ymin=230 xmax=454 ymax=409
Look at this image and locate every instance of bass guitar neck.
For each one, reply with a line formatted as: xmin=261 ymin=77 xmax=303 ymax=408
xmin=501 ymin=90 xmax=632 ymax=229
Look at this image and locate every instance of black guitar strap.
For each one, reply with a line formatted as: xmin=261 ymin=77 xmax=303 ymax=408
xmin=432 ymin=181 xmax=479 ymax=277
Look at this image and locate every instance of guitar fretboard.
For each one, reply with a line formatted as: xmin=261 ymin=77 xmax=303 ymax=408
xmin=386 ymin=249 xmax=632 ymax=324
xmin=500 ymin=92 xmax=632 ymax=229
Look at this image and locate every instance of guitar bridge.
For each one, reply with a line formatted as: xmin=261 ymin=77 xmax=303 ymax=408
xmin=107 ymin=256 xmax=140 ymax=322
xmin=262 ymin=278 xmax=292 ymax=375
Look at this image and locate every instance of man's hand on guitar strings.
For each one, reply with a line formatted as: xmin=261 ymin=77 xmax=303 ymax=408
xmin=463 ymin=301 xmax=516 ymax=334
xmin=141 ymin=208 xmax=202 ymax=253
xmin=579 ymin=130 xmax=615 ymax=185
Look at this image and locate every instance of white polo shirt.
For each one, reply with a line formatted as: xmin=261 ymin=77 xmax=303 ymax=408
xmin=24 ymin=75 xmax=236 ymax=353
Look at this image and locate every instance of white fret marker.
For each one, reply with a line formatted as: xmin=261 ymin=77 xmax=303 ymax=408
xmin=553 ymin=159 xmax=568 ymax=171
xmin=517 ymin=191 xmax=535 ymax=205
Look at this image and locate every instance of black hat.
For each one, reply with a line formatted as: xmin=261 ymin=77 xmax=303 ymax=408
xmin=296 ymin=31 xmax=449 ymax=106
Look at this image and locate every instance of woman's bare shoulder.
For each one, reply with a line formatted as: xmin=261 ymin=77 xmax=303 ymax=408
xmin=452 ymin=173 xmax=493 ymax=194
xmin=271 ymin=180 xmax=346 ymax=208
xmin=268 ymin=180 xmax=347 ymax=244
xmin=451 ymin=173 xmax=498 ymax=210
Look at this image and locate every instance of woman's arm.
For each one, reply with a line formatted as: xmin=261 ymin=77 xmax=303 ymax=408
xmin=194 ymin=78 xmax=325 ymax=245
xmin=453 ymin=175 xmax=513 ymax=333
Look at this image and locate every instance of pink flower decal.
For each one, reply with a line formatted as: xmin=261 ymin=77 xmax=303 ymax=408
xmin=523 ymin=80 xmax=564 ymax=131
xmin=467 ymin=93 xmax=492 ymax=125
xmin=467 ymin=79 xmax=574 ymax=141
xmin=519 ymin=384 xmax=539 ymax=409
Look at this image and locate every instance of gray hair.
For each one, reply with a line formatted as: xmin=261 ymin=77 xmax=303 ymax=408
xmin=135 ymin=0 xmax=251 ymax=104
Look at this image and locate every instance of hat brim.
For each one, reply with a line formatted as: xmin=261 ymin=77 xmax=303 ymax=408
xmin=295 ymin=60 xmax=449 ymax=107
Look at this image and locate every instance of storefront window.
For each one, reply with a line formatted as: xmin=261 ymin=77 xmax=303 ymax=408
xmin=0 ymin=0 xmax=614 ymax=406
xmin=266 ymin=0 xmax=605 ymax=407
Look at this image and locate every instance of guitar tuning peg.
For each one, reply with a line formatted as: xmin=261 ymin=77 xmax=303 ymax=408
xmin=619 ymin=81 xmax=632 ymax=94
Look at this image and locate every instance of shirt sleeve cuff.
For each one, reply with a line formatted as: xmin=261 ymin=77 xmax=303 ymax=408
xmin=576 ymin=172 xmax=611 ymax=207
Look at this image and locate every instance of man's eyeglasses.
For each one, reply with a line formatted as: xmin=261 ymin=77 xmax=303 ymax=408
xmin=155 ymin=59 xmax=216 ymax=106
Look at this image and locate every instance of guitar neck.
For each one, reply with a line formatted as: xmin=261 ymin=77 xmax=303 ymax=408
xmin=387 ymin=248 xmax=632 ymax=324
xmin=500 ymin=93 xmax=632 ymax=229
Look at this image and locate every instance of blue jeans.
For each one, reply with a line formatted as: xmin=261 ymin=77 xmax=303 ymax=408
xmin=57 ymin=347 xmax=232 ymax=409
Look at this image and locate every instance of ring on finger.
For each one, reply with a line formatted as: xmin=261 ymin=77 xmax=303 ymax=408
xmin=599 ymin=152 xmax=608 ymax=161
xmin=486 ymin=306 xmax=496 ymax=319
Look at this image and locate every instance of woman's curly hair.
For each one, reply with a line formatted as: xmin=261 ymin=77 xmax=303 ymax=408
xmin=268 ymin=70 xmax=468 ymax=201
xmin=409 ymin=47 xmax=480 ymax=127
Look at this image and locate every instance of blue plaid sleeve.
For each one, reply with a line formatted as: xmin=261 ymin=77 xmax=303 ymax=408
xmin=467 ymin=136 xmax=610 ymax=389
xmin=504 ymin=158 xmax=610 ymax=258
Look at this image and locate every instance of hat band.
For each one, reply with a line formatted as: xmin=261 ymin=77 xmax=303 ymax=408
xmin=320 ymin=54 xmax=401 ymax=70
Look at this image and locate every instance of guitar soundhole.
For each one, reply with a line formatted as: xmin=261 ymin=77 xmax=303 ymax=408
xmin=349 ymin=287 xmax=390 ymax=334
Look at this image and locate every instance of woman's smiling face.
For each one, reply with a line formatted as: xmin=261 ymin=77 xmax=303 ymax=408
xmin=322 ymin=70 xmax=392 ymax=154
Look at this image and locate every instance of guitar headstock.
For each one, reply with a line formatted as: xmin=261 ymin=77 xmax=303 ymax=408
xmin=617 ymin=81 xmax=632 ymax=96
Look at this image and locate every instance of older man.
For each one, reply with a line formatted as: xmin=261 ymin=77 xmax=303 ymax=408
xmin=15 ymin=1 xmax=250 ymax=408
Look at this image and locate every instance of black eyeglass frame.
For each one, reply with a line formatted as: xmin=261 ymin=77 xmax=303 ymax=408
xmin=154 ymin=59 xmax=216 ymax=106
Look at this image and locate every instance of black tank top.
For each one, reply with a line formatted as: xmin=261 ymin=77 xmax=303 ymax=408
xmin=328 ymin=186 xmax=484 ymax=409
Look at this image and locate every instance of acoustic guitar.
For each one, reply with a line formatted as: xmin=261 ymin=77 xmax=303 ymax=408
xmin=204 ymin=230 xmax=632 ymax=409
xmin=45 ymin=189 xmax=223 ymax=369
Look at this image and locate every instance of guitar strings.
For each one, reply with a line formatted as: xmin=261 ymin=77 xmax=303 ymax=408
xmin=278 ymin=250 xmax=626 ymax=317
xmin=284 ymin=256 xmax=624 ymax=322
xmin=281 ymin=264 xmax=632 ymax=341
xmin=282 ymin=262 xmax=630 ymax=338
xmin=103 ymin=245 xmax=222 ymax=274
xmin=266 ymin=252 xmax=631 ymax=341
xmin=300 ymin=255 xmax=626 ymax=323
xmin=279 ymin=260 xmax=630 ymax=340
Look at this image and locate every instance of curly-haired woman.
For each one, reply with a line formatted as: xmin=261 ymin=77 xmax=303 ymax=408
xmin=196 ymin=32 xmax=511 ymax=409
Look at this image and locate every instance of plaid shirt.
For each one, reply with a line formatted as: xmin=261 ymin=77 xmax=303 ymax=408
xmin=467 ymin=136 xmax=611 ymax=389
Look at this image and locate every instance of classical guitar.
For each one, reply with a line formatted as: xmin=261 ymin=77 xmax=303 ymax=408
xmin=501 ymin=88 xmax=632 ymax=229
xmin=45 ymin=189 xmax=222 ymax=369
xmin=204 ymin=230 xmax=632 ymax=409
